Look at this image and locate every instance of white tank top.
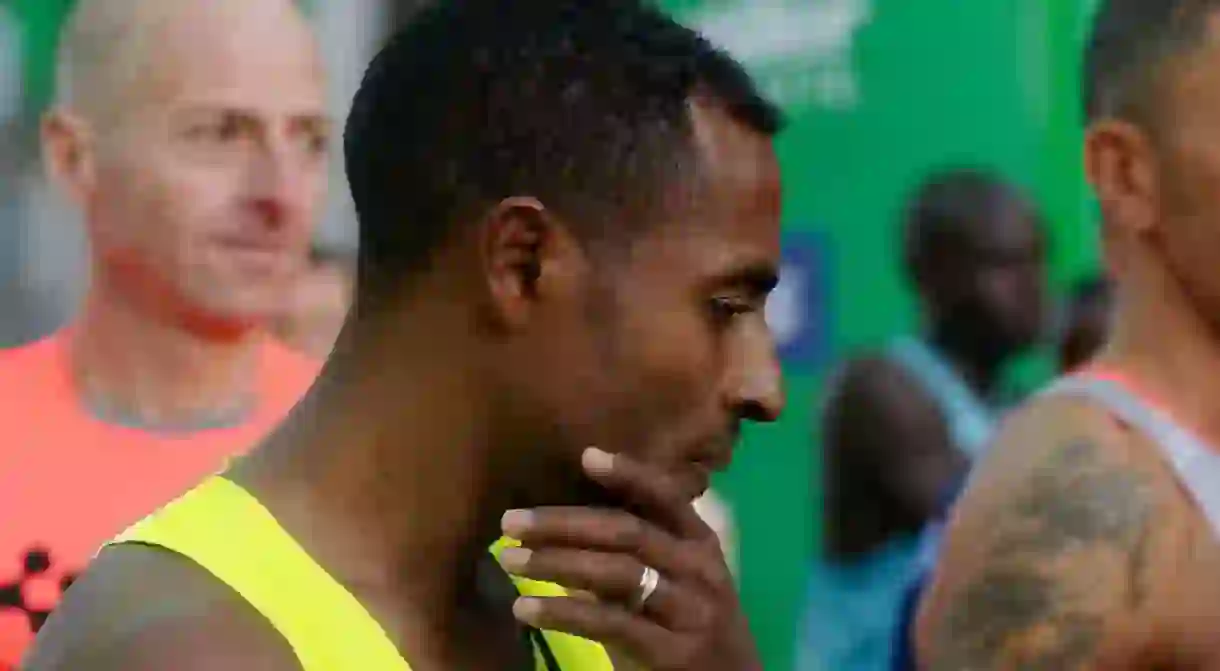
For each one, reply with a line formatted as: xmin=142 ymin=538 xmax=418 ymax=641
xmin=1048 ymin=373 xmax=1220 ymax=538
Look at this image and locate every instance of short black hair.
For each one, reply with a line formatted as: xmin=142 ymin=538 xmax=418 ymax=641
xmin=1083 ymin=0 xmax=1220 ymax=124
xmin=901 ymin=167 xmax=1034 ymax=275
xmin=345 ymin=0 xmax=783 ymax=311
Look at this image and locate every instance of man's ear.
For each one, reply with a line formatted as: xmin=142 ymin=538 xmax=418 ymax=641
xmin=1084 ymin=118 xmax=1159 ymax=238
xmin=477 ymin=196 xmax=586 ymax=331
xmin=41 ymin=107 xmax=98 ymax=207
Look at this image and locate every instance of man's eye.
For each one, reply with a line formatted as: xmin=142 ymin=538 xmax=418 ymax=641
xmin=189 ymin=118 xmax=240 ymax=143
xmin=303 ymin=130 xmax=329 ymax=155
xmin=708 ymin=297 xmax=753 ymax=323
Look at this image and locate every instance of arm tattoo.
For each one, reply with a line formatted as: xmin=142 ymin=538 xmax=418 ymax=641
xmin=926 ymin=440 xmax=1154 ymax=670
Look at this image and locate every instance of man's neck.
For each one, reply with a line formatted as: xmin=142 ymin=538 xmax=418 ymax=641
xmin=240 ymin=335 xmax=522 ymax=639
xmin=69 ymin=289 xmax=264 ymax=429
xmin=927 ymin=325 xmax=1004 ymax=398
xmin=1101 ymin=245 xmax=1220 ymax=444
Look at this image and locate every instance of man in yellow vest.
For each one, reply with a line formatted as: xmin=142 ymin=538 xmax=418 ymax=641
xmin=24 ymin=0 xmax=787 ymax=669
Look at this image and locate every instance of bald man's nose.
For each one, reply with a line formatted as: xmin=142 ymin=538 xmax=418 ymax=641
xmin=245 ymin=138 xmax=306 ymax=225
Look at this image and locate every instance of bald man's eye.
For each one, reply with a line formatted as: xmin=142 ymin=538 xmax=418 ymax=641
xmin=299 ymin=128 xmax=329 ymax=157
xmin=187 ymin=117 xmax=242 ymax=145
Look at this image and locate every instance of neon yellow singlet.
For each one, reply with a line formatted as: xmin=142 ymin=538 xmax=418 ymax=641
xmin=110 ymin=477 xmax=614 ymax=671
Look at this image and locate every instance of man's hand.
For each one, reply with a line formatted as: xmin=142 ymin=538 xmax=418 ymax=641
xmin=498 ymin=447 xmax=760 ymax=671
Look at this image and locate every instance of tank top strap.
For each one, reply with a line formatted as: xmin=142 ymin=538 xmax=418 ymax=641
xmin=1046 ymin=372 xmax=1220 ymax=539
xmin=111 ymin=479 xmax=613 ymax=670
xmin=887 ymin=336 xmax=995 ymax=460
xmin=110 ymin=477 xmax=408 ymax=670
xmin=490 ymin=538 xmax=615 ymax=671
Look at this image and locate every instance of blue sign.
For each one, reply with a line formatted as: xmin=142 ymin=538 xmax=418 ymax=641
xmin=766 ymin=231 xmax=832 ymax=373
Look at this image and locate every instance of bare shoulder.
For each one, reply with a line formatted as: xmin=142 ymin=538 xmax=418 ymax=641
xmin=22 ymin=544 xmax=300 ymax=671
xmin=916 ymin=393 xmax=1190 ymax=670
xmin=823 ymin=353 xmax=947 ymax=444
xmin=828 ymin=353 xmax=929 ymax=407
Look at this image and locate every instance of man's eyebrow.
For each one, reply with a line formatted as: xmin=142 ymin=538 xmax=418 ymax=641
xmin=172 ymin=105 xmax=330 ymax=128
xmin=713 ymin=261 xmax=779 ymax=295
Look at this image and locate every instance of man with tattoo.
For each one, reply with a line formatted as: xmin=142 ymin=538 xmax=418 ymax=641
xmin=915 ymin=2 xmax=1220 ymax=669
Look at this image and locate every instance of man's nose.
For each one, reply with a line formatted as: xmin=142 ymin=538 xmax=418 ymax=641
xmin=246 ymin=153 xmax=300 ymax=227
xmin=731 ymin=326 xmax=786 ymax=423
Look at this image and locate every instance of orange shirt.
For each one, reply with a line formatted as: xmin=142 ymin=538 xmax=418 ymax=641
xmin=0 ymin=332 xmax=318 ymax=668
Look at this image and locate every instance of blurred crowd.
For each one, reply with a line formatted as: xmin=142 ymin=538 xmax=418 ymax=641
xmin=0 ymin=1 xmax=1124 ymax=670
xmin=799 ymin=169 xmax=1110 ymax=671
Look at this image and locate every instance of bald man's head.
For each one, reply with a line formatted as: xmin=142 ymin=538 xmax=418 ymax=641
xmin=44 ymin=0 xmax=330 ymax=333
xmin=55 ymin=0 xmax=316 ymax=128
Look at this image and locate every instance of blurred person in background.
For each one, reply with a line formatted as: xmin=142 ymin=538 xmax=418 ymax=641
xmin=271 ymin=242 xmax=353 ymax=359
xmin=1058 ymin=274 xmax=1113 ymax=373
xmin=797 ymin=168 xmax=1048 ymax=671
xmin=0 ymin=0 xmax=326 ymax=664
xmin=917 ymin=1 xmax=1220 ymax=668
xmin=24 ymin=1 xmax=785 ymax=669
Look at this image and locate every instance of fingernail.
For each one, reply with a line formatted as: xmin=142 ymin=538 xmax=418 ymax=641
xmin=498 ymin=547 xmax=532 ymax=573
xmin=501 ymin=509 xmax=534 ymax=537
xmin=513 ymin=597 xmax=542 ymax=623
xmin=582 ymin=447 xmax=615 ymax=475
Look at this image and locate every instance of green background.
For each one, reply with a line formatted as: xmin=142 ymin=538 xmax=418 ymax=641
xmin=6 ymin=0 xmax=1103 ymax=667
xmin=660 ymin=0 xmax=1102 ymax=668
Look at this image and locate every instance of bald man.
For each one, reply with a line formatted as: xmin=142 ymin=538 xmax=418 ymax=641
xmin=0 ymin=1 xmax=324 ymax=663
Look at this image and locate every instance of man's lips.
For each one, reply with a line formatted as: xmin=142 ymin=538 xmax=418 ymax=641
xmin=691 ymin=428 xmax=740 ymax=473
xmin=215 ymin=236 xmax=291 ymax=254
xmin=679 ymin=431 xmax=740 ymax=500
xmin=213 ymin=235 xmax=297 ymax=272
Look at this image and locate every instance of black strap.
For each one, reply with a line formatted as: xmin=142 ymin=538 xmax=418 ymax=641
xmin=476 ymin=551 xmax=564 ymax=671
xmin=529 ymin=626 xmax=563 ymax=671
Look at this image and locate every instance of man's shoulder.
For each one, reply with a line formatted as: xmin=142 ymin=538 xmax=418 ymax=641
xmin=951 ymin=389 xmax=1185 ymax=542
xmin=826 ymin=349 xmax=939 ymax=411
xmin=0 ymin=334 xmax=79 ymax=473
xmin=23 ymin=544 xmax=300 ymax=671
xmin=0 ymin=333 xmax=63 ymax=387
xmin=832 ymin=347 xmax=908 ymax=383
xmin=917 ymin=391 xmax=1190 ymax=668
xmin=823 ymin=349 xmax=952 ymax=451
xmin=976 ymin=387 xmax=1169 ymax=488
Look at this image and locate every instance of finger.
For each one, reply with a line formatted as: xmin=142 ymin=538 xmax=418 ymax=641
xmin=582 ymin=447 xmax=712 ymax=540
xmin=502 ymin=507 xmax=696 ymax=578
xmin=513 ymin=596 xmax=675 ymax=667
xmin=498 ymin=546 xmax=687 ymax=625
xmin=499 ymin=546 xmax=643 ymax=602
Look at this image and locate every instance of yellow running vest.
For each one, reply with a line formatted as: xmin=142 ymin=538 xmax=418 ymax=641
xmin=111 ymin=477 xmax=614 ymax=670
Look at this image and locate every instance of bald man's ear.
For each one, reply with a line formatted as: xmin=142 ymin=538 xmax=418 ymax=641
xmin=1084 ymin=119 xmax=1158 ymax=236
xmin=41 ymin=108 xmax=97 ymax=207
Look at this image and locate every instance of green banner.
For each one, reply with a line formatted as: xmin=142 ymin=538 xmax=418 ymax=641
xmin=8 ymin=0 xmax=73 ymax=116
